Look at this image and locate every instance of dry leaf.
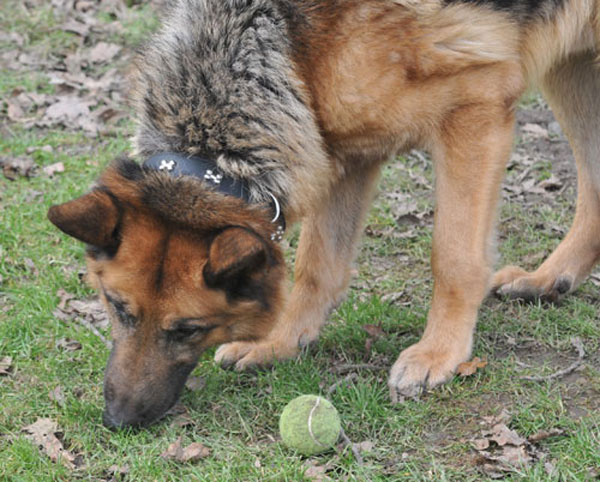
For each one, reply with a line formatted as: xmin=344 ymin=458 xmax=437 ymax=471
xmin=485 ymin=423 xmax=526 ymax=447
xmin=62 ymin=19 xmax=90 ymax=37
xmin=43 ymin=162 xmax=65 ymax=177
xmin=362 ymin=324 xmax=385 ymax=338
xmin=89 ymin=42 xmax=121 ymax=64
xmin=185 ymin=376 xmax=206 ymax=391
xmin=0 ymin=356 xmax=13 ymax=375
xmin=522 ymin=123 xmax=549 ymax=138
xmin=49 ymin=386 xmax=66 ymax=407
xmin=456 ymin=357 xmax=488 ymax=377
xmin=107 ymin=464 xmax=130 ymax=477
xmin=1 ymin=157 xmax=38 ymax=180
xmin=472 ymin=438 xmax=490 ymax=450
xmin=22 ymin=418 xmax=76 ymax=469
xmin=44 ymin=96 xmax=92 ymax=123
xmin=537 ymin=175 xmax=562 ymax=191
xmin=527 ymin=428 xmax=564 ymax=443
xmin=56 ymin=338 xmax=82 ymax=352
xmin=55 ymin=295 xmax=110 ymax=330
xmin=353 ymin=440 xmax=375 ymax=453
xmin=161 ymin=437 xmax=210 ymax=463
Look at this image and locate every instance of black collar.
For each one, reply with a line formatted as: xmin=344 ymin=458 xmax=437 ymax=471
xmin=144 ymin=152 xmax=285 ymax=241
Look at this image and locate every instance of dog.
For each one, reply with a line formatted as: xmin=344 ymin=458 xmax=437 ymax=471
xmin=48 ymin=0 xmax=600 ymax=427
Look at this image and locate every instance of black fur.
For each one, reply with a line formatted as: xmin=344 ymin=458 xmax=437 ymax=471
xmin=444 ymin=0 xmax=566 ymax=18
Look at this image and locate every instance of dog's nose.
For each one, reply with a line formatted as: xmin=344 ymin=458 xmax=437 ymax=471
xmin=102 ymin=408 xmax=150 ymax=429
xmin=102 ymin=409 xmax=122 ymax=430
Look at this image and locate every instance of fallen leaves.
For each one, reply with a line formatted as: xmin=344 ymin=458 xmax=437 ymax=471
xmin=471 ymin=411 xmax=565 ymax=479
xmin=160 ymin=437 xmax=210 ymax=463
xmin=53 ymin=289 xmax=111 ymax=347
xmin=55 ymin=338 xmax=82 ymax=352
xmin=49 ymin=386 xmax=67 ymax=407
xmin=185 ymin=376 xmax=206 ymax=392
xmin=43 ymin=162 xmax=65 ymax=177
xmin=89 ymin=42 xmax=122 ymax=64
xmin=22 ymin=418 xmax=77 ymax=469
xmin=0 ymin=156 xmax=38 ymax=180
xmin=0 ymin=356 xmax=13 ymax=376
xmin=2 ymin=1 xmax=131 ymax=138
xmin=456 ymin=357 xmax=488 ymax=377
xmin=362 ymin=322 xmax=385 ymax=356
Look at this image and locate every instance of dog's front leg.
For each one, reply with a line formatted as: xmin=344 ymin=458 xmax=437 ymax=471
xmin=215 ymin=165 xmax=381 ymax=370
xmin=389 ymin=102 xmax=515 ymax=401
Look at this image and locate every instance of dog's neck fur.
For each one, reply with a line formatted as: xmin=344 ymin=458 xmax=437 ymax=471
xmin=130 ymin=0 xmax=332 ymax=221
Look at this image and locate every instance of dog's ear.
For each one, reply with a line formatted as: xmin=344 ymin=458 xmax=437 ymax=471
xmin=47 ymin=190 xmax=121 ymax=248
xmin=204 ymin=227 xmax=267 ymax=294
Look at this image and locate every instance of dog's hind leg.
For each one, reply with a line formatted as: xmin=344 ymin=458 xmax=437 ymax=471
xmin=215 ymin=164 xmax=381 ymax=369
xmin=389 ymin=98 xmax=516 ymax=400
xmin=493 ymin=53 xmax=600 ymax=301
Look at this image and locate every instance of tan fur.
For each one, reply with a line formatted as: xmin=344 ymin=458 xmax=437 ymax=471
xmin=215 ymin=0 xmax=600 ymax=400
xmin=49 ymin=0 xmax=600 ymax=421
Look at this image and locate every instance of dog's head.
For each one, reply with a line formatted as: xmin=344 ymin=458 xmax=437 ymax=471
xmin=48 ymin=158 xmax=286 ymax=428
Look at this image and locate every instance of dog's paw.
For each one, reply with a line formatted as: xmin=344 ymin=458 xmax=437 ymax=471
xmin=388 ymin=342 xmax=468 ymax=403
xmin=492 ymin=265 xmax=573 ymax=302
xmin=214 ymin=340 xmax=298 ymax=371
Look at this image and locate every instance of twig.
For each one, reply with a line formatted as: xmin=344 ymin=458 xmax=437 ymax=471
xmin=327 ymin=373 xmax=358 ymax=396
xmin=520 ymin=337 xmax=584 ymax=382
xmin=339 ymin=428 xmax=363 ymax=466
xmin=74 ymin=316 xmax=112 ymax=349
xmin=333 ymin=363 xmax=384 ymax=374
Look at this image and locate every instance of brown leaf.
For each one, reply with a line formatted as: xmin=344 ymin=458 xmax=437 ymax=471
xmin=170 ymin=413 xmax=195 ymax=428
xmin=43 ymin=162 xmax=65 ymax=177
xmin=495 ymin=445 xmax=532 ymax=466
xmin=185 ymin=376 xmax=206 ymax=391
xmin=1 ymin=156 xmax=38 ymax=180
xmin=472 ymin=438 xmax=490 ymax=451
xmin=56 ymin=296 xmax=110 ymax=330
xmin=362 ymin=324 xmax=385 ymax=338
xmin=181 ymin=443 xmax=210 ymax=462
xmin=537 ymin=175 xmax=562 ymax=191
xmin=161 ymin=437 xmax=210 ymax=463
xmin=22 ymin=418 xmax=76 ymax=469
xmin=484 ymin=423 xmax=526 ymax=447
xmin=62 ymin=19 xmax=90 ymax=38
xmin=44 ymin=96 xmax=92 ymax=123
xmin=481 ymin=409 xmax=511 ymax=426
xmin=7 ymin=101 xmax=26 ymax=121
xmin=89 ymin=42 xmax=121 ymax=64
xmin=0 ymin=356 xmax=13 ymax=375
xmin=107 ymin=464 xmax=130 ymax=477
xmin=353 ymin=440 xmax=375 ymax=453
xmin=522 ymin=123 xmax=549 ymax=138
xmin=49 ymin=386 xmax=66 ymax=407
xmin=527 ymin=428 xmax=564 ymax=443
xmin=56 ymin=338 xmax=82 ymax=352
xmin=56 ymin=289 xmax=76 ymax=311
xmin=456 ymin=357 xmax=488 ymax=377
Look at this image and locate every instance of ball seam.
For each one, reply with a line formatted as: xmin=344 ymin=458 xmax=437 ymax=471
xmin=307 ymin=396 xmax=327 ymax=448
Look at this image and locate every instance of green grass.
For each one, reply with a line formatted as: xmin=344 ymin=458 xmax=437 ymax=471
xmin=1 ymin=2 xmax=599 ymax=480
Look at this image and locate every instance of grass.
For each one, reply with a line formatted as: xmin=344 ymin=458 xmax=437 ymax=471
xmin=1 ymin=1 xmax=599 ymax=480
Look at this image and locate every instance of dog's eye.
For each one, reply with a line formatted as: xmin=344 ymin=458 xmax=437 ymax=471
xmin=104 ymin=292 xmax=137 ymax=327
xmin=167 ymin=321 xmax=214 ymax=342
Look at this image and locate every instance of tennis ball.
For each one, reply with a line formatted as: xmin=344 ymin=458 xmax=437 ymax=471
xmin=279 ymin=395 xmax=341 ymax=455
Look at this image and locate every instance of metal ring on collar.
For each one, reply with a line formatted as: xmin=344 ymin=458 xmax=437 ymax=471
xmin=267 ymin=192 xmax=281 ymax=224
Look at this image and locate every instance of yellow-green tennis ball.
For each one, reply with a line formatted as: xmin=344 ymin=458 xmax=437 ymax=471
xmin=279 ymin=395 xmax=341 ymax=456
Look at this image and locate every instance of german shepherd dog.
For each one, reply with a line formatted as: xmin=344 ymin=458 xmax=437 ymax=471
xmin=48 ymin=0 xmax=600 ymax=427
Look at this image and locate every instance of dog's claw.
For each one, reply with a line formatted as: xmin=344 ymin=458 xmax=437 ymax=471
xmin=492 ymin=266 xmax=574 ymax=302
xmin=388 ymin=341 xmax=468 ymax=403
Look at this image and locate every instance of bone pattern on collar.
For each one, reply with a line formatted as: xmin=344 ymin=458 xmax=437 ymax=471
xmin=143 ymin=152 xmax=286 ymax=241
